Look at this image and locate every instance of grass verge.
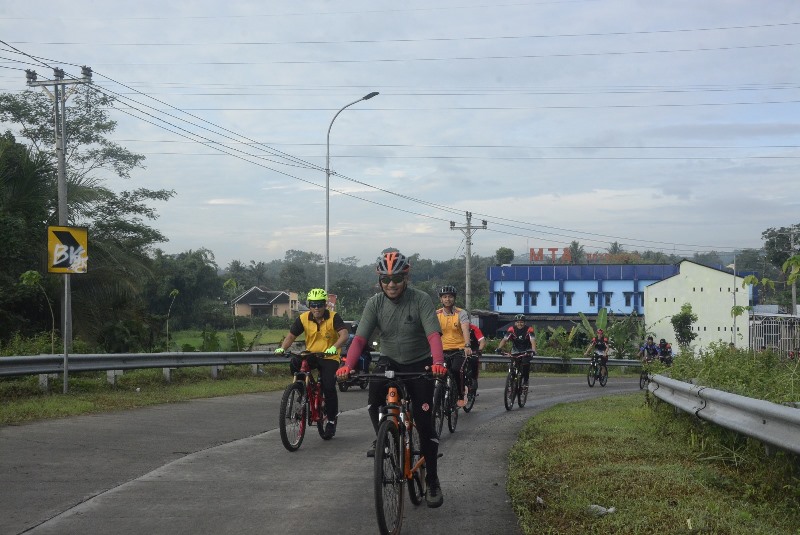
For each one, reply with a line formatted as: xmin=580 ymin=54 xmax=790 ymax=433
xmin=508 ymin=393 xmax=800 ymax=535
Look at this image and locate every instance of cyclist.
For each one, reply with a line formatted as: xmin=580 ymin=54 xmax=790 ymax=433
xmin=275 ymin=288 xmax=348 ymax=437
xmin=495 ymin=314 xmax=536 ymax=390
xmin=585 ymin=328 xmax=610 ymax=367
xmin=435 ymin=285 xmax=472 ymax=407
xmin=336 ymin=248 xmax=446 ymax=508
xmin=467 ymin=323 xmax=486 ymax=389
xmin=638 ymin=336 xmax=659 ymax=361
xmin=658 ymin=338 xmax=674 ymax=366
xmin=343 ymin=321 xmax=372 ymax=373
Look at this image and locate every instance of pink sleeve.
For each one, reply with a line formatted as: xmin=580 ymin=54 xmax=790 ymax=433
xmin=428 ymin=332 xmax=444 ymax=364
xmin=344 ymin=335 xmax=368 ymax=369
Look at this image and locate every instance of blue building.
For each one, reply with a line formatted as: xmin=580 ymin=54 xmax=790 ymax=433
xmin=487 ymin=264 xmax=679 ymax=318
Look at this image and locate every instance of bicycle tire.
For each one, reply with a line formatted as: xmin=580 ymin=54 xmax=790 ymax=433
xmin=599 ymin=365 xmax=608 ymax=387
xmin=446 ymin=372 xmax=458 ymax=433
xmin=374 ymin=419 xmax=404 ymax=535
xmin=463 ymin=376 xmax=476 ymax=412
xmin=431 ymin=381 xmax=445 ymax=438
xmin=639 ymin=371 xmax=648 ymax=390
xmin=504 ymin=371 xmax=516 ymax=411
xmin=338 ymin=381 xmax=349 ymax=392
xmin=316 ymin=388 xmax=333 ymax=440
xmin=407 ymin=408 xmax=426 ymax=506
xmin=587 ymin=364 xmax=596 ymax=387
xmin=278 ymin=382 xmax=306 ymax=452
xmin=517 ymin=375 xmax=528 ymax=408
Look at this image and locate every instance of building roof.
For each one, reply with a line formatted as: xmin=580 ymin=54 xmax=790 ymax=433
xmin=232 ymin=286 xmax=292 ymax=306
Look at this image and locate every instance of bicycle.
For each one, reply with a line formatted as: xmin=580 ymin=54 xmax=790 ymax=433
xmin=586 ymin=350 xmax=608 ymax=388
xmin=501 ymin=350 xmax=531 ymax=410
xmin=278 ymin=351 xmax=334 ymax=452
xmin=462 ymin=351 xmax=479 ymax=413
xmin=431 ymin=352 xmax=460 ymax=436
xmin=639 ymin=354 xmax=656 ymax=390
xmin=337 ymin=357 xmax=370 ymax=391
xmin=364 ymin=369 xmax=432 ymax=535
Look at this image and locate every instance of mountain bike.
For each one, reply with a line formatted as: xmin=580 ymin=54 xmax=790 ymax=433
xmin=337 ymin=357 xmax=370 ymax=391
xmin=639 ymin=355 xmax=656 ymax=390
xmin=366 ymin=369 xmax=432 ymax=535
xmin=431 ymin=353 xmax=460 ymax=436
xmin=501 ymin=350 xmax=531 ymax=410
xmin=462 ymin=351 xmax=479 ymax=413
xmin=278 ymin=351 xmax=334 ymax=452
xmin=587 ymin=350 xmax=608 ymax=388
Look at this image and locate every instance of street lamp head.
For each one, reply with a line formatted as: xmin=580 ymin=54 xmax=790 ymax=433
xmin=362 ymin=91 xmax=379 ymax=100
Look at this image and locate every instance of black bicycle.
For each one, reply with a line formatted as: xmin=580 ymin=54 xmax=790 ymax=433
xmin=501 ymin=350 xmax=531 ymax=410
xmin=431 ymin=354 xmax=460 ymax=436
xmin=639 ymin=355 xmax=655 ymax=390
xmin=587 ymin=350 xmax=608 ymax=388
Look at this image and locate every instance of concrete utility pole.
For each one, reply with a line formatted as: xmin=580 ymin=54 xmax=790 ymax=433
xmin=450 ymin=212 xmax=487 ymax=313
xmin=26 ymin=66 xmax=92 ymax=393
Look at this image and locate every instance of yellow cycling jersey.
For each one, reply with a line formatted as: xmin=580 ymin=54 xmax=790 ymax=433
xmin=436 ymin=306 xmax=468 ymax=351
xmin=299 ymin=311 xmax=342 ymax=360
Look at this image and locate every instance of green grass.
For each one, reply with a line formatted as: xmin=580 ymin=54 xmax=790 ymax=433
xmin=508 ymin=393 xmax=800 ymax=535
xmin=171 ymin=328 xmax=287 ymax=351
xmin=0 ymin=364 xmax=290 ymax=425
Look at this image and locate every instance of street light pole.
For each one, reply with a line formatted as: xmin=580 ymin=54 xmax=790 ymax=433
xmin=325 ymin=91 xmax=379 ymax=293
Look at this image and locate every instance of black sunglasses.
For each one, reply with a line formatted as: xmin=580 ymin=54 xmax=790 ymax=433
xmin=379 ymin=274 xmax=406 ymax=285
xmin=308 ymin=302 xmax=326 ymax=308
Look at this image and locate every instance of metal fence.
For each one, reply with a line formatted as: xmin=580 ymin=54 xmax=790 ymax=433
xmin=648 ymin=374 xmax=800 ymax=455
xmin=750 ymin=313 xmax=800 ymax=358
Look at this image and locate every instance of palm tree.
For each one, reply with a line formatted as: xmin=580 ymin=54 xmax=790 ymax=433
xmin=568 ymin=241 xmax=586 ymax=264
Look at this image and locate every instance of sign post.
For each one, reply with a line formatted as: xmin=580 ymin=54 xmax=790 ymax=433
xmin=47 ymin=226 xmax=88 ymax=392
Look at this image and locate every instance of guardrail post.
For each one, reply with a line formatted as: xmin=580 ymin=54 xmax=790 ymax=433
xmin=106 ymin=369 xmax=123 ymax=386
xmin=162 ymin=368 xmax=173 ymax=382
xmin=251 ymin=364 xmax=262 ymax=376
xmin=38 ymin=374 xmax=51 ymax=392
xmin=211 ymin=365 xmax=223 ymax=379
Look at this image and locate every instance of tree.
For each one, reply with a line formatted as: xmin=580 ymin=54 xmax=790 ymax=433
xmin=248 ymin=260 xmax=270 ymax=287
xmin=607 ymin=242 xmax=624 ymax=255
xmin=671 ymin=303 xmax=698 ymax=351
xmin=496 ymin=247 xmax=515 ymax=265
xmin=567 ymin=241 xmax=586 ymax=264
xmin=223 ymin=278 xmax=241 ymax=351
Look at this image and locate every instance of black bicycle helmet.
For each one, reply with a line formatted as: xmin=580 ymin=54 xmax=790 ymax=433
xmin=376 ymin=249 xmax=411 ymax=276
xmin=514 ymin=314 xmax=526 ymax=321
xmin=439 ymin=285 xmax=457 ymax=296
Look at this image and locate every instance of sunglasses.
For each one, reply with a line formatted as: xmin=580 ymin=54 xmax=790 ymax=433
xmin=379 ymin=274 xmax=406 ymax=285
xmin=308 ymin=302 xmax=326 ymax=309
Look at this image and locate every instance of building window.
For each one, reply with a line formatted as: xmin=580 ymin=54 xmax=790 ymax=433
xmin=565 ymin=292 xmax=574 ymax=306
xmin=530 ymin=292 xmax=538 ymax=306
xmin=495 ymin=292 xmax=504 ymax=306
xmin=589 ymin=292 xmax=596 ymax=306
xmin=549 ymin=292 xmax=558 ymax=306
xmin=515 ymin=292 xmax=523 ymax=306
xmin=604 ymin=293 xmax=612 ymax=306
xmin=624 ymin=292 xmax=633 ymax=307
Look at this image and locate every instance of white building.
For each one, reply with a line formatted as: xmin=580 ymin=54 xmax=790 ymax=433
xmin=644 ymin=260 xmax=751 ymax=353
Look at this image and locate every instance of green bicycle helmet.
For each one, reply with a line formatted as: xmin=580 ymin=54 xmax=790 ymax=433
xmin=307 ymin=288 xmax=328 ymax=302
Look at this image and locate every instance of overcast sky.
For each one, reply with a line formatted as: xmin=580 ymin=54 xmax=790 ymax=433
xmin=2 ymin=1 xmax=799 ymax=269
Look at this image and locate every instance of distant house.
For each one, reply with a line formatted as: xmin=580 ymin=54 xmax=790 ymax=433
xmin=232 ymin=287 xmax=299 ymax=318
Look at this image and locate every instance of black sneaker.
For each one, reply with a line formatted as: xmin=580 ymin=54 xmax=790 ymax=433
xmin=426 ymin=478 xmax=443 ymax=508
xmin=366 ymin=440 xmax=377 ymax=458
xmin=325 ymin=421 xmax=336 ymax=437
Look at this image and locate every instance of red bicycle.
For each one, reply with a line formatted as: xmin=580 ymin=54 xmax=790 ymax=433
xmin=278 ymin=351 xmax=334 ymax=452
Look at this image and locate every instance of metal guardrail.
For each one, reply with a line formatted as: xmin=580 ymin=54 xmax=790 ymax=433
xmin=0 ymin=352 xmax=640 ymax=378
xmin=648 ymin=374 xmax=800 ymax=455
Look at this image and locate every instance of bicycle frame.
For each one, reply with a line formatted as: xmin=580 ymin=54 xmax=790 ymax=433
xmin=297 ymin=356 xmax=324 ymax=424
xmin=381 ymin=383 xmax=425 ymax=482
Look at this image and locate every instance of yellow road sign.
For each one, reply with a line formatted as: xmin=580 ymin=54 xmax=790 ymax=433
xmin=47 ymin=226 xmax=88 ymax=273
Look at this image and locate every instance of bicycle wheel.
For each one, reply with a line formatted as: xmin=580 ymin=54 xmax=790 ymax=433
xmin=338 ymin=381 xmax=349 ymax=392
xmin=374 ymin=419 xmax=404 ymax=535
xmin=446 ymin=372 xmax=458 ymax=433
xmin=431 ymin=380 xmax=445 ymax=438
xmin=278 ymin=382 xmax=306 ymax=452
xmin=639 ymin=370 xmax=648 ymax=390
xmin=463 ymin=375 xmax=476 ymax=413
xmin=599 ymin=365 xmax=608 ymax=387
xmin=316 ymin=390 xmax=333 ymax=440
xmin=407 ymin=409 xmax=426 ymax=506
xmin=504 ymin=371 xmax=516 ymax=411
xmin=517 ymin=375 xmax=528 ymax=408
xmin=587 ymin=364 xmax=596 ymax=387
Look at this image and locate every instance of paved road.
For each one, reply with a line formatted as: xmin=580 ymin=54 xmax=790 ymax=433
xmin=1 ymin=376 xmax=639 ymax=535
